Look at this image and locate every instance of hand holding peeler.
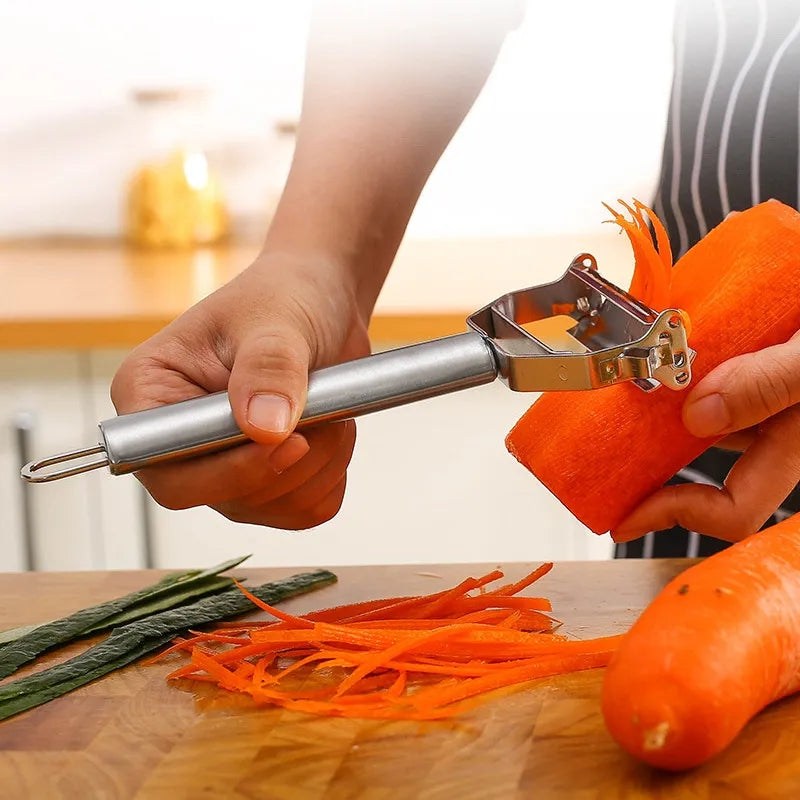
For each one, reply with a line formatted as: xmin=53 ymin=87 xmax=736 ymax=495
xmin=21 ymin=253 xmax=693 ymax=483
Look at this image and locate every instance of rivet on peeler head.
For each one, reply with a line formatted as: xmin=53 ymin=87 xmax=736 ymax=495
xmin=602 ymin=361 xmax=619 ymax=377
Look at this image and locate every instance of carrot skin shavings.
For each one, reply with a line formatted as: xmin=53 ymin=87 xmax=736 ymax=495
xmin=603 ymin=200 xmax=669 ymax=309
xmin=159 ymin=566 xmax=620 ymax=720
xmin=506 ymin=200 xmax=800 ymax=533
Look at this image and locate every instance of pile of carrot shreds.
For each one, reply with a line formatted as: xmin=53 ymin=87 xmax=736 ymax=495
xmin=151 ymin=564 xmax=622 ymax=720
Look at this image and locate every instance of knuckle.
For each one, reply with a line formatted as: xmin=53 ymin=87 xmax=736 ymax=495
xmin=284 ymin=294 xmax=332 ymax=368
xmin=724 ymin=517 xmax=755 ymax=542
xmin=307 ymin=421 xmax=356 ymax=460
xmin=664 ymin=484 xmax=685 ymax=525
xmin=213 ymin=496 xmax=265 ymax=525
xmin=279 ymin=271 xmax=357 ymax=369
xmin=287 ymin=482 xmax=347 ymax=529
xmin=759 ymin=418 xmax=788 ymax=449
xmin=313 ymin=481 xmax=348 ymax=523
xmin=240 ymin=331 xmax=310 ymax=378
xmin=736 ymin=510 xmax=768 ymax=541
xmin=109 ymin=353 xmax=142 ymax=410
xmin=271 ymin=471 xmax=347 ymax=515
xmin=110 ymin=353 xmax=178 ymax=413
xmin=748 ymin=355 xmax=796 ymax=417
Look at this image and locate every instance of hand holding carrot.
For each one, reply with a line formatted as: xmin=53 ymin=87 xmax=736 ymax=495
xmin=612 ymin=330 xmax=800 ymax=543
xmin=507 ymin=200 xmax=800 ymax=538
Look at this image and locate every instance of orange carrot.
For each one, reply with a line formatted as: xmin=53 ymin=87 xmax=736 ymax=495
xmin=602 ymin=512 xmax=800 ymax=771
xmin=157 ymin=566 xmax=621 ymax=720
xmin=506 ymin=199 xmax=800 ymax=533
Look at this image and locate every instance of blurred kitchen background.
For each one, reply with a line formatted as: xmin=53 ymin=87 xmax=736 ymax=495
xmin=0 ymin=0 xmax=676 ymax=571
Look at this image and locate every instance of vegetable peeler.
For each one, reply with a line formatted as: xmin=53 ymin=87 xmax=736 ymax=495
xmin=21 ymin=253 xmax=693 ymax=483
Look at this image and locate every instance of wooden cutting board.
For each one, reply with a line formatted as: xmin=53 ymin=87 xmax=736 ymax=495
xmin=1 ymin=559 xmax=799 ymax=800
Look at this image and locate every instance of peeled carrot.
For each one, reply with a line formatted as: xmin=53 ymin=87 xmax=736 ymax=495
xmin=506 ymin=199 xmax=800 ymax=533
xmin=156 ymin=566 xmax=622 ymax=720
xmin=602 ymin=512 xmax=800 ymax=770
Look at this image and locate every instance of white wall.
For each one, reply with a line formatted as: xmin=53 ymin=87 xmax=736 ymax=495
xmin=0 ymin=1 xmax=678 ymax=568
xmin=0 ymin=0 xmax=676 ymax=239
xmin=412 ymin=0 xmax=677 ymax=237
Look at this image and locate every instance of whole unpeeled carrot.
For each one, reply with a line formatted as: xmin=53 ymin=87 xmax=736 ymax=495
xmin=602 ymin=512 xmax=800 ymax=770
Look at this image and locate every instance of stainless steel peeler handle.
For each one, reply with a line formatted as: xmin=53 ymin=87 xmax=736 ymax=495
xmin=21 ymin=332 xmax=498 ymax=481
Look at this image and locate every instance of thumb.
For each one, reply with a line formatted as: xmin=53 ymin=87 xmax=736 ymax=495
xmin=228 ymin=325 xmax=312 ymax=446
xmin=683 ymin=331 xmax=800 ymax=438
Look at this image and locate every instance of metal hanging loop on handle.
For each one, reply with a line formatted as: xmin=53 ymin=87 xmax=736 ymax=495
xmin=21 ymin=445 xmax=109 ymax=483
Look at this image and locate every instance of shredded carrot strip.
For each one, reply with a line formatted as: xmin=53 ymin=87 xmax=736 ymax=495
xmin=145 ymin=637 xmax=192 ymax=664
xmin=483 ymin=562 xmax=553 ymax=597
xmin=344 ymin=570 xmax=505 ymax=623
xmin=213 ymin=597 xmax=417 ymax=629
xmin=633 ymin=199 xmax=672 ymax=275
xmin=385 ymin=670 xmax=407 ymax=699
xmin=233 ymin=581 xmax=315 ymax=629
xmin=157 ymin=565 xmax=621 ymax=720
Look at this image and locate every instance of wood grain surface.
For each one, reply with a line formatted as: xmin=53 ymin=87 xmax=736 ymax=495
xmin=1 ymin=560 xmax=798 ymax=799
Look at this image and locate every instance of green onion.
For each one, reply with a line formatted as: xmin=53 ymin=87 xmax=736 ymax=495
xmin=0 ymin=555 xmax=250 ymax=679
xmin=0 ymin=569 xmax=336 ymax=721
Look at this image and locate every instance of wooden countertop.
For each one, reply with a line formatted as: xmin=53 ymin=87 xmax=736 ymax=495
xmin=0 ymin=240 xmax=464 ymax=349
xmin=0 ymin=233 xmax=632 ymax=350
xmin=1 ymin=559 xmax=796 ymax=799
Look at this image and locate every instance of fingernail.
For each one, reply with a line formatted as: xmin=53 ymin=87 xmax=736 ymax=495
xmin=268 ymin=434 xmax=309 ymax=474
xmin=684 ymin=393 xmax=731 ymax=437
xmin=247 ymin=393 xmax=292 ymax=434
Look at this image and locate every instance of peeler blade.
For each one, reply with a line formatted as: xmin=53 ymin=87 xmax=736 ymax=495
xmin=467 ymin=253 xmax=693 ymax=393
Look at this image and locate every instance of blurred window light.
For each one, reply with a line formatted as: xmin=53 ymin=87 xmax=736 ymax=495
xmin=183 ymin=151 xmax=209 ymax=191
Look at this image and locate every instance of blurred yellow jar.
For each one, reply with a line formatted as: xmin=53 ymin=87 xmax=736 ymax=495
xmin=126 ymin=88 xmax=229 ymax=248
xmin=127 ymin=150 xmax=228 ymax=247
